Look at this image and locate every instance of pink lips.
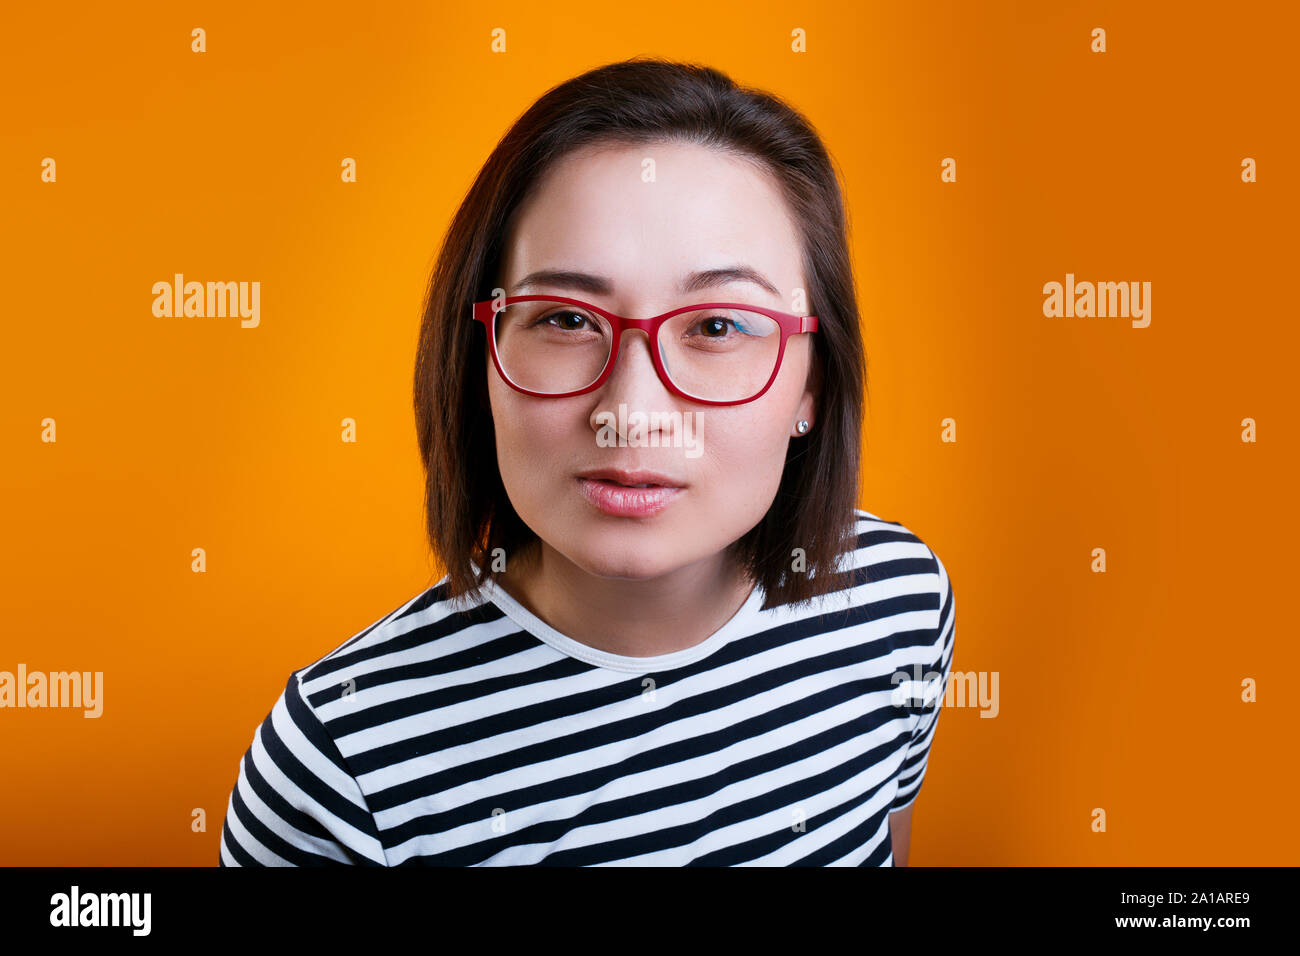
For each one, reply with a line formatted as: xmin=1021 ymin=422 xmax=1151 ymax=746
xmin=575 ymin=472 xmax=684 ymax=517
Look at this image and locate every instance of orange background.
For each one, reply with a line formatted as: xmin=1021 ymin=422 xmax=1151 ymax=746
xmin=1 ymin=0 xmax=1295 ymax=865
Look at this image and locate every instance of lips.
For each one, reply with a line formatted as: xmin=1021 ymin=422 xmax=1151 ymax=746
xmin=574 ymin=469 xmax=685 ymax=518
xmin=576 ymin=480 xmax=683 ymax=517
xmin=574 ymin=468 xmax=684 ymax=489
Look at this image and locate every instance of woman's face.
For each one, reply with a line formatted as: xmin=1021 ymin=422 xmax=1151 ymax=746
xmin=488 ymin=140 xmax=818 ymax=581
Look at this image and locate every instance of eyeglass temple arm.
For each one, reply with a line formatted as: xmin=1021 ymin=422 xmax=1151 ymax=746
xmin=800 ymin=316 xmax=818 ymax=333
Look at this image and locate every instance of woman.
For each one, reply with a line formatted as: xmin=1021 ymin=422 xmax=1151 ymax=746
xmin=220 ymin=57 xmax=955 ymax=866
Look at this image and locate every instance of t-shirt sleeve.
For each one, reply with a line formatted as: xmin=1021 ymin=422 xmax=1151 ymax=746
xmin=890 ymin=543 xmax=956 ymax=811
xmin=219 ymin=671 xmax=387 ymax=866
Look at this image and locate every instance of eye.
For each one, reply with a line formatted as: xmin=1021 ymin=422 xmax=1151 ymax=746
xmin=537 ymin=309 xmax=594 ymax=331
xmin=693 ymin=314 xmax=754 ymax=337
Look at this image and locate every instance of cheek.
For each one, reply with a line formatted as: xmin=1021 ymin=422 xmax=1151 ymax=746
xmin=694 ymin=362 xmax=805 ymax=493
xmin=698 ymin=408 xmax=790 ymax=492
xmin=726 ymin=352 xmax=808 ymax=445
xmin=487 ymin=381 xmax=584 ymax=485
xmin=488 ymin=379 xmax=537 ymax=480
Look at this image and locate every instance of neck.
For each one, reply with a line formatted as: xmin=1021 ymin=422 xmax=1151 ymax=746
xmin=492 ymin=539 xmax=756 ymax=658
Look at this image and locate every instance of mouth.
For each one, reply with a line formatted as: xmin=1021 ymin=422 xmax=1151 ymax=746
xmin=574 ymin=470 xmax=685 ymax=517
xmin=574 ymin=469 xmax=685 ymax=490
xmin=586 ymin=479 xmax=662 ymax=488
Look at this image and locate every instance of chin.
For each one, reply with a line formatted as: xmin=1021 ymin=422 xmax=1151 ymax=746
xmin=560 ymin=533 xmax=678 ymax=581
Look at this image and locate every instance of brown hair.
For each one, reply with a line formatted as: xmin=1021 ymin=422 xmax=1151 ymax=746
xmin=414 ymin=56 xmax=866 ymax=611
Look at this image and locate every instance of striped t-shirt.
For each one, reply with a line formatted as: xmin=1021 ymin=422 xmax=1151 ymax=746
xmin=219 ymin=508 xmax=956 ymax=866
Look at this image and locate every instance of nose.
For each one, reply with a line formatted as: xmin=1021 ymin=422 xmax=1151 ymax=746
xmin=590 ymin=328 xmax=679 ymax=438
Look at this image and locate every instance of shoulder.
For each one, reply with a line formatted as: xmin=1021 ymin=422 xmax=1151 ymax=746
xmin=289 ymin=578 xmax=503 ymax=697
xmin=220 ymin=585 xmax=492 ymax=866
xmin=229 ymin=578 xmax=505 ymax=795
xmin=842 ymin=507 xmax=952 ymax=591
xmin=835 ymin=507 xmax=955 ymax=650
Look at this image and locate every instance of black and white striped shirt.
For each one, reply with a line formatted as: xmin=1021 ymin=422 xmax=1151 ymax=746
xmin=219 ymin=508 xmax=955 ymax=866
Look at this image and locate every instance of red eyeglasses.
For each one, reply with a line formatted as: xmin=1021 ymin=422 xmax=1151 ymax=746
xmin=472 ymin=295 xmax=818 ymax=406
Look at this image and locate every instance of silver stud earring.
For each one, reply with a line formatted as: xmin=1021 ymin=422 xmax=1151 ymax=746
xmin=796 ymin=420 xmax=810 ymax=434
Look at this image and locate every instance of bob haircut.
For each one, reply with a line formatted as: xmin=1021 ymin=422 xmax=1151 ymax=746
xmin=414 ymin=56 xmax=867 ymax=612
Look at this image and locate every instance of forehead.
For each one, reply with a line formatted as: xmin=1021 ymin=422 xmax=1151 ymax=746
xmin=500 ymin=141 xmax=803 ymax=298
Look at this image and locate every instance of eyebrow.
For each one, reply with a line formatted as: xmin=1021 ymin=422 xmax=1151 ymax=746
xmin=512 ymin=265 xmax=782 ymax=299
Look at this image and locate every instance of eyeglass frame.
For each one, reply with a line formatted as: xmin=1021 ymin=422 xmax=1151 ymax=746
xmin=471 ymin=294 xmax=819 ymax=407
